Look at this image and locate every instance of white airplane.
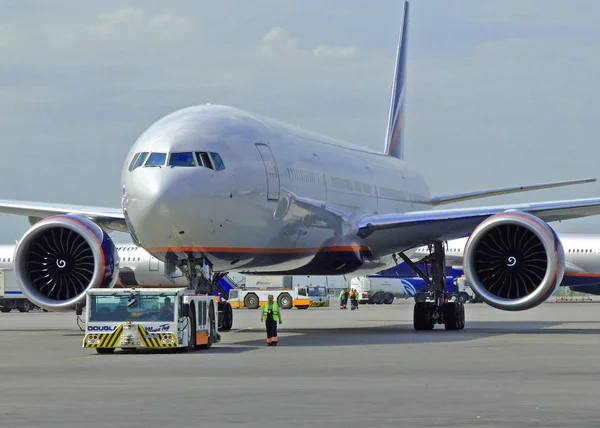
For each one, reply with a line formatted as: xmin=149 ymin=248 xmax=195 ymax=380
xmin=1 ymin=1 xmax=600 ymax=331
xmin=411 ymin=234 xmax=600 ymax=298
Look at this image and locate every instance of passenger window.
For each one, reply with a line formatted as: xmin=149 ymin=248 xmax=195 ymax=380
xmin=195 ymin=152 xmax=214 ymax=170
xmin=128 ymin=153 xmax=141 ymax=171
xmin=145 ymin=152 xmax=167 ymax=167
xmin=169 ymin=152 xmax=196 ymax=167
xmin=132 ymin=152 xmax=149 ymax=171
xmin=210 ymin=152 xmax=225 ymax=171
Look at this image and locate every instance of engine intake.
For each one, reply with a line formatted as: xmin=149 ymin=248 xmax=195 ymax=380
xmin=463 ymin=211 xmax=565 ymax=311
xmin=14 ymin=215 xmax=119 ymax=312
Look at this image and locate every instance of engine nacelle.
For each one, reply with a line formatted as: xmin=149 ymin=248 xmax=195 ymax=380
xmin=463 ymin=210 xmax=565 ymax=311
xmin=13 ymin=215 xmax=119 ymax=312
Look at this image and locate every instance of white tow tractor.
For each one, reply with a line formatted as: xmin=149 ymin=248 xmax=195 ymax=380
xmin=78 ymin=287 xmax=220 ymax=354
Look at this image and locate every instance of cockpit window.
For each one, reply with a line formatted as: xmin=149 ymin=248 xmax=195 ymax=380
xmin=169 ymin=152 xmax=197 ymax=167
xmin=128 ymin=153 xmax=141 ymax=171
xmin=196 ymin=152 xmax=214 ymax=170
xmin=210 ymin=152 xmax=225 ymax=171
xmin=144 ymin=152 xmax=167 ymax=167
xmin=131 ymin=152 xmax=149 ymax=171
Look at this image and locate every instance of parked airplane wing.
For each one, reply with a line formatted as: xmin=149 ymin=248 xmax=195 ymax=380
xmin=357 ymin=197 xmax=600 ymax=258
xmin=429 ymin=178 xmax=596 ymax=206
xmin=0 ymin=199 xmax=127 ymax=232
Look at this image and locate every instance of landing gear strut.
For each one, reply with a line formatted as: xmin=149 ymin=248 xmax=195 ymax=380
xmin=180 ymin=255 xmax=233 ymax=332
xmin=396 ymin=241 xmax=465 ymax=331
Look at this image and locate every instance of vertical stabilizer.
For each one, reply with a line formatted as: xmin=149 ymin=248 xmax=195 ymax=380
xmin=383 ymin=0 xmax=409 ymax=160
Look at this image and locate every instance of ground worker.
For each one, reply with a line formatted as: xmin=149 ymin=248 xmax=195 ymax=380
xmin=349 ymin=289 xmax=357 ymax=310
xmin=339 ymin=289 xmax=348 ymax=309
xmin=353 ymin=289 xmax=360 ymax=309
xmin=261 ymin=294 xmax=282 ymax=346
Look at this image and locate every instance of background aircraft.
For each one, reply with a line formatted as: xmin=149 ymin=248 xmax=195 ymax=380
xmin=1 ymin=1 xmax=600 ymax=332
xmin=411 ymin=234 xmax=600 ymax=297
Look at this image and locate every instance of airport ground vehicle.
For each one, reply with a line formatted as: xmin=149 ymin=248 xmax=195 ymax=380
xmin=307 ymin=286 xmax=330 ymax=307
xmin=0 ymin=268 xmax=40 ymax=313
xmin=351 ymin=275 xmax=455 ymax=305
xmin=227 ymin=287 xmax=310 ymax=309
xmin=454 ymin=276 xmax=480 ymax=303
xmin=244 ymin=275 xmax=293 ymax=288
xmin=79 ymin=288 xmax=222 ymax=354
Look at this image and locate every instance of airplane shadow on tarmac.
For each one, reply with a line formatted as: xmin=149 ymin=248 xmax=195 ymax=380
xmin=225 ymin=320 xmax=600 ymax=349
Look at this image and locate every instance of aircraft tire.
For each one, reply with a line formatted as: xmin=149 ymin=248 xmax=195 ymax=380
xmin=443 ymin=302 xmax=465 ymax=330
xmin=413 ymin=302 xmax=434 ymax=331
xmin=222 ymin=302 xmax=233 ymax=331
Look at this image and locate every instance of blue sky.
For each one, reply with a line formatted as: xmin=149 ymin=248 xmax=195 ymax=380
xmin=1 ymin=0 xmax=599 ymax=243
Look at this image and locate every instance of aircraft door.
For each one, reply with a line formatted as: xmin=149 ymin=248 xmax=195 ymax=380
xmin=149 ymin=256 xmax=159 ymax=271
xmin=255 ymin=143 xmax=280 ymax=201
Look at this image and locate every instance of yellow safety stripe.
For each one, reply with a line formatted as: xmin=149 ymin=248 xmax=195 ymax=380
xmin=83 ymin=325 xmax=124 ymax=348
xmin=310 ymin=301 xmax=330 ymax=307
xmin=137 ymin=325 xmax=178 ymax=348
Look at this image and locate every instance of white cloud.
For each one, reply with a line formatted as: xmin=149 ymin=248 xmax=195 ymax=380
xmin=86 ymin=8 xmax=145 ymax=36
xmin=261 ymin=26 xmax=357 ymax=60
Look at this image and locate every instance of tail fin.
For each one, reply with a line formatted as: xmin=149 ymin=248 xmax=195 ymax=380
xmin=383 ymin=0 xmax=409 ymax=160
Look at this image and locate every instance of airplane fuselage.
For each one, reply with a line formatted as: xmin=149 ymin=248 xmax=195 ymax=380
xmin=121 ymin=105 xmax=431 ymax=275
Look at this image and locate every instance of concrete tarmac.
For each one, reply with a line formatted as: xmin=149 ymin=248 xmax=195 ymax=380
xmin=2 ymin=299 xmax=600 ymax=427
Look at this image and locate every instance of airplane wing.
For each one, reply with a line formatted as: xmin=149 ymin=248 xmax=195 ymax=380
xmin=0 ymin=199 xmax=127 ymax=232
xmin=357 ymin=197 xmax=600 ymax=258
xmin=429 ymin=178 xmax=596 ymax=206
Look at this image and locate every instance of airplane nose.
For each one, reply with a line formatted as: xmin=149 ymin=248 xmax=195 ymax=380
xmin=123 ymin=171 xmax=192 ymax=248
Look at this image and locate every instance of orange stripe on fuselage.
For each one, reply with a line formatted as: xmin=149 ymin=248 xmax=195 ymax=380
xmin=146 ymin=245 xmax=370 ymax=254
xmin=564 ymin=273 xmax=600 ymax=277
xmin=39 ymin=216 xmax=107 ymax=285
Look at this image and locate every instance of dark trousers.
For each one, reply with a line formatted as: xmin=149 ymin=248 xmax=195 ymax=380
xmin=265 ymin=318 xmax=278 ymax=344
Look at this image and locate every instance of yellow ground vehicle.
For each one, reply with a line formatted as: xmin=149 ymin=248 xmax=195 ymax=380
xmin=227 ymin=287 xmax=310 ymax=309
xmin=78 ymin=288 xmax=221 ymax=354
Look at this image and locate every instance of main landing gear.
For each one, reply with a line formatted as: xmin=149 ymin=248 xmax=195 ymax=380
xmin=180 ymin=256 xmax=233 ymax=332
xmin=396 ymin=241 xmax=465 ymax=331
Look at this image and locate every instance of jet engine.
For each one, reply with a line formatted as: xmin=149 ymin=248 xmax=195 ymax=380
xmin=13 ymin=215 xmax=119 ymax=312
xmin=463 ymin=210 xmax=565 ymax=311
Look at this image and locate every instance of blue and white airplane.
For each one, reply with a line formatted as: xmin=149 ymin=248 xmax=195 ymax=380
xmin=1 ymin=1 xmax=600 ymax=331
